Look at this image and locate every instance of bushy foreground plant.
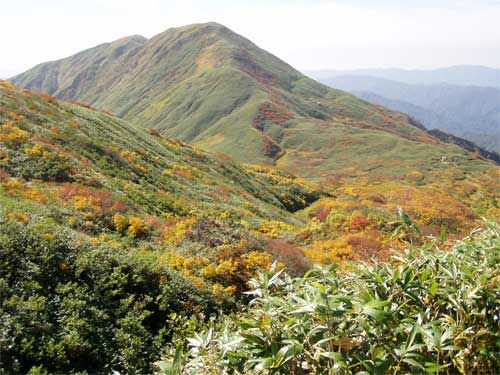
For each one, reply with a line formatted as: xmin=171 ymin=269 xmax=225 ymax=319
xmin=0 ymin=220 xmax=217 ymax=374
xmin=159 ymin=221 xmax=499 ymax=374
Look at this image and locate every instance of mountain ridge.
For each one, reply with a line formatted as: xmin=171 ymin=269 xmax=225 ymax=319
xmin=11 ymin=23 xmax=499 ymax=178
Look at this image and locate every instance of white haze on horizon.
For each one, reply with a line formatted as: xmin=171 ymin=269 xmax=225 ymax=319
xmin=1 ymin=0 xmax=500 ymax=78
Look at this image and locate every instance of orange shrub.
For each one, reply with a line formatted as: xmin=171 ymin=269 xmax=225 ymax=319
xmin=36 ymin=93 xmax=58 ymax=105
xmin=148 ymin=128 xmax=161 ymax=137
xmin=267 ymin=239 xmax=310 ymax=276
xmin=7 ymin=212 xmax=29 ymax=223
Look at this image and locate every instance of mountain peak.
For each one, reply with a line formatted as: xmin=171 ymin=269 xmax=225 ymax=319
xmin=12 ymin=25 xmax=498 ymax=177
xmin=112 ymin=34 xmax=148 ymax=45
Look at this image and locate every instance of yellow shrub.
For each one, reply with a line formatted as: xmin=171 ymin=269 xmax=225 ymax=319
xmin=212 ymin=283 xmax=225 ymax=301
xmin=72 ymin=195 xmax=92 ymax=211
xmin=128 ymin=217 xmax=148 ymax=238
xmin=159 ymin=251 xmax=186 ymax=271
xmin=7 ymin=212 xmax=29 ymax=223
xmin=242 ymin=251 xmax=273 ymax=271
xmin=183 ymin=257 xmax=209 ymax=270
xmin=215 ymin=259 xmax=238 ymax=276
xmin=25 ymin=144 xmax=44 ymax=157
xmin=259 ymin=220 xmax=295 ymax=238
xmin=190 ymin=276 xmax=206 ymax=289
xmin=223 ymin=285 xmax=237 ymax=296
xmin=113 ymin=213 xmax=129 ymax=234
xmin=0 ymin=80 xmax=15 ymax=89
xmin=304 ymin=238 xmax=352 ymax=265
xmin=162 ymin=218 xmax=196 ymax=245
xmin=0 ymin=123 xmax=30 ymax=148
xmin=42 ymin=233 xmax=56 ymax=242
xmin=200 ymin=264 xmax=217 ymax=279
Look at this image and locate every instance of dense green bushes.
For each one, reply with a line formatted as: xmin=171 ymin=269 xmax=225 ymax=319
xmin=160 ymin=222 xmax=500 ymax=374
xmin=0 ymin=220 xmax=216 ymax=374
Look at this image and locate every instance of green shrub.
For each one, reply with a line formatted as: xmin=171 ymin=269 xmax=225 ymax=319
xmin=0 ymin=220 xmax=216 ymax=374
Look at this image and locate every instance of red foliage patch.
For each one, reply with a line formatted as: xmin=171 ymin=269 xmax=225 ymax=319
xmin=145 ymin=215 xmax=165 ymax=232
xmin=350 ymin=215 xmax=368 ymax=230
xmin=253 ymin=102 xmax=294 ymax=127
xmin=148 ymin=128 xmax=161 ymax=137
xmin=315 ymin=206 xmax=332 ymax=222
xmin=0 ymin=168 xmax=11 ymax=181
xmin=57 ymin=183 xmax=126 ymax=215
xmin=346 ymin=231 xmax=384 ymax=260
xmin=267 ymin=239 xmax=310 ymax=276
xmin=68 ymin=100 xmax=97 ymax=111
xmin=35 ymin=93 xmax=58 ymax=105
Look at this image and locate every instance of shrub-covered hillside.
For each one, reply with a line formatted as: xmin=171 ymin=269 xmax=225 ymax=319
xmin=160 ymin=222 xmax=500 ymax=374
xmin=0 ymin=81 xmax=319 ymax=374
xmin=0 ymin=80 xmax=498 ymax=374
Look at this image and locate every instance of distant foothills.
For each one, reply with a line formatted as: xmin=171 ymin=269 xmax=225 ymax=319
xmin=307 ymin=66 xmax=500 ymax=154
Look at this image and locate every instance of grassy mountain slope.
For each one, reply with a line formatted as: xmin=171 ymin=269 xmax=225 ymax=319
xmin=0 ymin=80 xmax=318 ymax=223
xmin=12 ymin=23 xmax=498 ymax=179
xmin=1 ymin=75 xmax=499 ymax=373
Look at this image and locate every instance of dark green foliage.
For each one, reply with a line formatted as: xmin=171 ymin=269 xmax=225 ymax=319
xmin=0 ymin=220 xmax=216 ymax=374
xmin=5 ymin=152 xmax=73 ymax=182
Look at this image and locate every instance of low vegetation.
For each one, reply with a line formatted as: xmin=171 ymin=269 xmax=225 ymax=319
xmin=159 ymin=221 xmax=500 ymax=374
xmin=0 ymin=81 xmax=498 ymax=374
xmin=0 ymin=82 xmax=316 ymax=374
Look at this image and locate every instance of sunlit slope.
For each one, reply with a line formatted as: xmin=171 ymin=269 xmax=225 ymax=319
xmin=0 ymin=81 xmax=319 ymax=226
xmin=12 ymin=23 xmax=497 ymax=178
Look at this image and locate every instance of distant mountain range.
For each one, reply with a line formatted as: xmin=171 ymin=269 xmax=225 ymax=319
xmin=309 ymin=65 xmax=500 ymax=88
xmin=308 ymin=68 xmax=500 ymax=154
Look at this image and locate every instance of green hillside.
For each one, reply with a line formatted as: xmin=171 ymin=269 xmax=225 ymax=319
xmin=1 ymin=80 xmax=498 ymax=374
xmin=12 ymin=23 xmax=497 ymax=179
xmin=0 ymin=80 xmax=318 ymax=223
xmin=0 ymin=81 xmax=322 ymax=374
xmin=3 ymin=21 xmax=500 ymax=375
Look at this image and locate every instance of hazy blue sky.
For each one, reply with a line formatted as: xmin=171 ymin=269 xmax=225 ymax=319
xmin=1 ymin=0 xmax=500 ymax=78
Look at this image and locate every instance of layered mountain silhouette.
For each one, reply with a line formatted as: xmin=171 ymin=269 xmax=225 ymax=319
xmin=309 ymin=73 xmax=500 ymax=154
xmin=12 ymin=23 xmax=498 ymax=178
xmin=308 ymin=65 xmax=500 ymax=88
